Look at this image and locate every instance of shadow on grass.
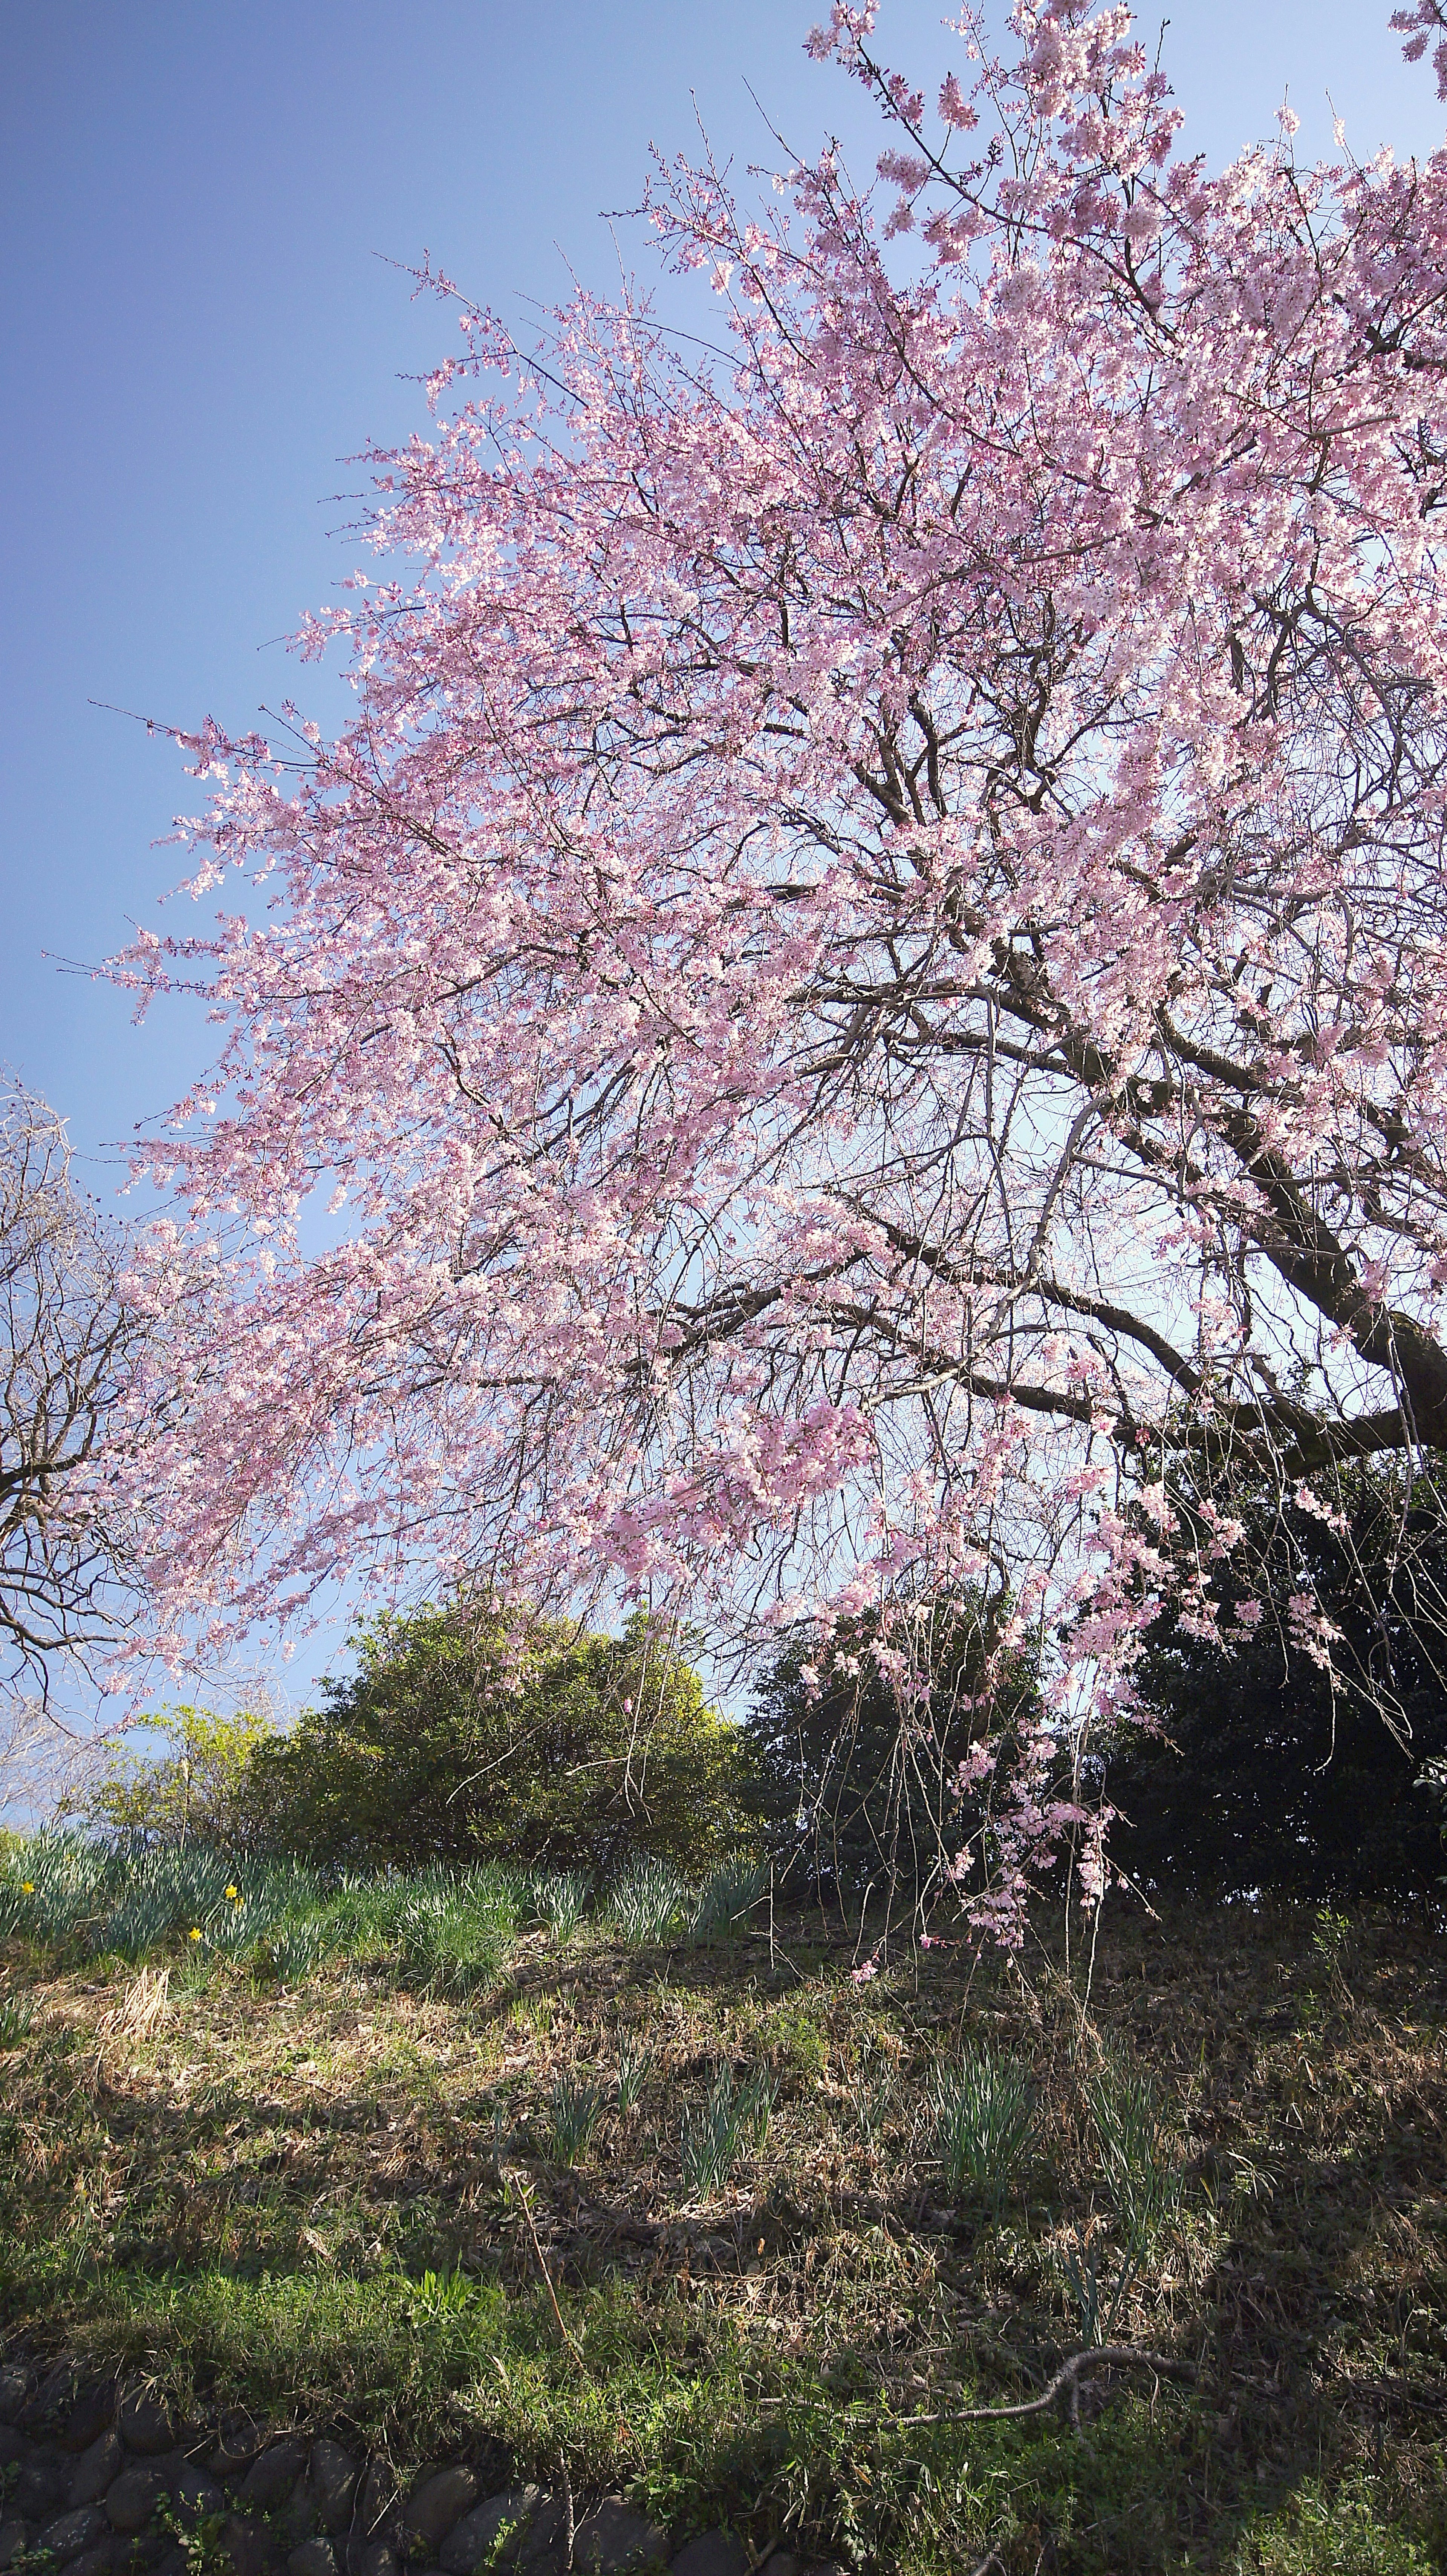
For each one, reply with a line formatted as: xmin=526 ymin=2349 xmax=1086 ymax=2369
xmin=0 ymin=1893 xmax=1444 ymax=2573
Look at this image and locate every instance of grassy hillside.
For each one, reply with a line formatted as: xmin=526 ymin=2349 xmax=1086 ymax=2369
xmin=0 ymin=1843 xmax=1443 ymax=2573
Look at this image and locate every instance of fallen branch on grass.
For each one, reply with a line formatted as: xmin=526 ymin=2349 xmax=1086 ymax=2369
xmin=898 ymin=2344 xmax=1198 ymax=2430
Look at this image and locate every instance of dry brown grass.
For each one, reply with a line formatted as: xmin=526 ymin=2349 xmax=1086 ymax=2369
xmin=1 ymin=1891 xmax=1444 ymax=2571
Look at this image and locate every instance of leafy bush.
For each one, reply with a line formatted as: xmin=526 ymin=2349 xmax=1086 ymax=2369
xmin=77 ymin=1705 xmax=278 ymax=1849
xmin=237 ymin=1605 xmax=754 ymax=1875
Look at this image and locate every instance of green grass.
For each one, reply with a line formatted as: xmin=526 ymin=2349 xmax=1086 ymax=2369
xmin=0 ymin=1835 xmax=1444 ymax=2572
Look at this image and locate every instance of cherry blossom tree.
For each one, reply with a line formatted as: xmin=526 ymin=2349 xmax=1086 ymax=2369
xmin=111 ymin=0 xmax=1447 ymax=1932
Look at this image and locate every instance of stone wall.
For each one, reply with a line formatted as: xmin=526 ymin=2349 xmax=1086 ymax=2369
xmin=0 ymin=2352 xmax=838 ymax=2576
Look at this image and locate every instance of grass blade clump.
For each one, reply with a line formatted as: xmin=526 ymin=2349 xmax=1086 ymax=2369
xmin=312 ymin=1871 xmax=413 ymax=1961
xmin=547 ymin=2074 xmax=605 ymax=2166
xmin=398 ymin=1870 xmax=519 ymax=1992
xmin=739 ymin=2067 xmax=777 ymax=2149
xmin=0 ymin=1989 xmax=34 ymax=2049
xmin=5 ymin=1834 xmax=111 ymax=1947
xmin=679 ymin=2064 xmax=773 ymax=2201
xmin=100 ymin=1887 xmax=182 ymax=1963
xmin=528 ymin=1870 xmax=589 ymax=1941
xmin=615 ymin=2025 xmax=652 ymax=2116
xmin=1087 ymin=2060 xmax=1181 ymax=2243
xmin=609 ymin=1858 xmax=690 ymax=1947
xmin=252 ymin=1918 xmax=336 ymax=1986
xmin=849 ymin=2033 xmax=899 ymax=2144
xmin=679 ymin=2073 xmax=741 ymax=2202
xmin=207 ymin=1887 xmax=289 ymax=1961
xmin=690 ymin=1861 xmax=767 ymax=1945
xmin=1061 ymin=2225 xmax=1146 ymax=2349
xmin=931 ymin=2045 xmax=1036 ymax=2211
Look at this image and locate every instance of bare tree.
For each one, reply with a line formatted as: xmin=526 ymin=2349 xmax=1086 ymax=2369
xmin=0 ymin=1077 xmax=142 ymax=1692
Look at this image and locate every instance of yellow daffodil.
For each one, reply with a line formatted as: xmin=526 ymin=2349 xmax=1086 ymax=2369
xmin=188 ymin=1927 xmax=203 ymax=1941
xmin=21 ymin=1882 xmax=34 ymax=1894
xmin=225 ymin=1885 xmax=240 ymax=1902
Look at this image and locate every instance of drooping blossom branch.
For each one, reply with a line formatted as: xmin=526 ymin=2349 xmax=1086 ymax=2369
xmin=103 ymin=0 xmax=1447 ymax=1934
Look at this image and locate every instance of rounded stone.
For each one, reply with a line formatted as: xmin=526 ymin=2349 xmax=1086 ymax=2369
xmin=70 ymin=2432 xmax=126 ymax=2510
xmin=289 ymin=2543 xmax=340 ymax=2576
xmin=220 ymin=2516 xmax=272 ymax=2576
xmin=40 ymin=2506 xmax=112 ymax=2561
xmin=350 ymin=2463 xmax=394 ymax=2544
xmin=116 ymin=2395 xmax=175 ymax=2461
xmin=208 ymin=2417 xmax=263 ymax=2482
xmin=59 ymin=2544 xmax=118 ymax=2576
xmin=667 ymin=2538 xmax=746 ymax=2576
xmin=439 ymin=2493 xmax=566 ymax=2576
xmin=105 ymin=2468 xmax=168 ymax=2536
xmin=0 ymin=2369 xmax=29 ymax=2427
xmin=239 ymin=2443 xmax=309 ymax=2513
xmin=305 ymin=2443 xmax=358 ymax=2537
xmin=0 ymin=2521 xmax=33 ymax=2574
xmin=127 ymin=2538 xmax=176 ymax=2572
xmin=573 ymin=2499 xmax=670 ymax=2574
xmin=274 ymin=2493 xmax=317 ymax=2552
xmin=15 ymin=2456 xmax=68 ymax=2520
xmin=402 ymin=2470 xmax=477 ymax=2553
xmin=24 ymin=2366 xmax=76 ymax=2434
xmin=62 ymin=2386 xmax=119 ymax=2457
xmin=172 ymin=2464 xmax=226 ymax=2524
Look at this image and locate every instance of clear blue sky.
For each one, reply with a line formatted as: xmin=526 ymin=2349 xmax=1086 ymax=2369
xmin=0 ymin=0 xmax=1439 ymax=1709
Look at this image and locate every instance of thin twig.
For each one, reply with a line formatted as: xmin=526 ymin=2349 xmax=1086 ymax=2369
xmin=896 ymin=2344 xmax=1196 ymax=2427
xmin=509 ymin=2172 xmax=585 ymax=2366
xmin=555 ymin=2441 xmax=575 ymax=2573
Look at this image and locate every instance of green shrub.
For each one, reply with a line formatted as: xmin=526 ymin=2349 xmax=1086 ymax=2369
xmin=237 ymin=1604 xmax=755 ymax=1875
xmin=76 ymin=1705 xmax=278 ymax=1851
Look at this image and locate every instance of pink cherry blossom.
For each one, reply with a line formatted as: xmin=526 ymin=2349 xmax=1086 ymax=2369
xmin=101 ymin=1 xmax=1447 ymax=1940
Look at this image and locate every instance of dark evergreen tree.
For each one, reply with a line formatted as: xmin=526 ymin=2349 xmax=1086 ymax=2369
xmin=747 ymin=1589 xmax=1040 ymax=1901
xmin=1104 ymin=1468 xmax=1447 ymax=1907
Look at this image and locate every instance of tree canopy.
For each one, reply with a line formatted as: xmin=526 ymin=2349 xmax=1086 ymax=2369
xmin=107 ymin=2 xmax=1447 ymax=1931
